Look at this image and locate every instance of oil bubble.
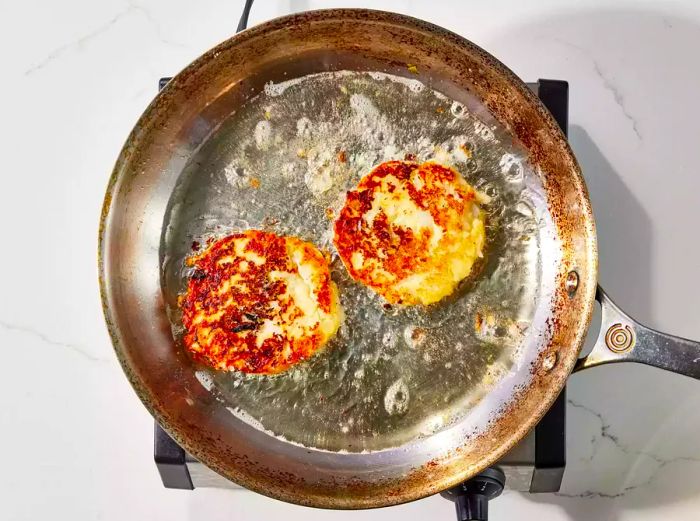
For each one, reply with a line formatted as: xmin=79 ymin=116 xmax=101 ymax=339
xmin=500 ymin=154 xmax=524 ymax=183
xmin=451 ymin=101 xmax=467 ymax=119
xmin=384 ymin=379 xmax=410 ymax=415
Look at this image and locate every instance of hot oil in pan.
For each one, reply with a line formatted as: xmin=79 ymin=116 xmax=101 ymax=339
xmin=161 ymin=71 xmax=554 ymax=453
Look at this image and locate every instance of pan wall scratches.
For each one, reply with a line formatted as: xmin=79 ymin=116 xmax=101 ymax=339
xmin=2 ymin=1 xmax=700 ymax=521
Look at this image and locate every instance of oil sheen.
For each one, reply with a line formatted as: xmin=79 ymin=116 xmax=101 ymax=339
xmin=161 ymin=70 xmax=559 ymax=453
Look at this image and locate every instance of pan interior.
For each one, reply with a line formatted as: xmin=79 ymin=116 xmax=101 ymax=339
xmin=161 ymin=70 xmax=560 ymax=453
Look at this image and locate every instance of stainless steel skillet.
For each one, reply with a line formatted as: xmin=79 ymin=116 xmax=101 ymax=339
xmin=98 ymin=8 xmax=700 ymax=509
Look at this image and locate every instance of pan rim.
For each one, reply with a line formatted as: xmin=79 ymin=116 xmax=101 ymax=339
xmin=98 ymin=7 xmax=597 ymax=509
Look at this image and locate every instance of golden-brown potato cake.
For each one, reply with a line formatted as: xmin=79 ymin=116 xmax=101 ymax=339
xmin=334 ymin=160 xmax=486 ymax=306
xmin=181 ymin=230 xmax=342 ymax=374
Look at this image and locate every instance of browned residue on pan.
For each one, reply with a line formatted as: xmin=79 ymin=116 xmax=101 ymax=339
xmin=98 ymin=8 xmax=597 ymax=510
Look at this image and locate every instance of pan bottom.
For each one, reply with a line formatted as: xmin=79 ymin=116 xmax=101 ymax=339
xmin=160 ymin=70 xmax=558 ymax=453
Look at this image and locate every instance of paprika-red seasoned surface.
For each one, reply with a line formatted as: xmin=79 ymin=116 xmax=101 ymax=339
xmin=181 ymin=230 xmax=343 ymax=374
xmin=333 ymin=160 xmax=487 ymax=306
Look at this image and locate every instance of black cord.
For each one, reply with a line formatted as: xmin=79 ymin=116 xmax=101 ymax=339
xmin=237 ymin=0 xmax=255 ymax=33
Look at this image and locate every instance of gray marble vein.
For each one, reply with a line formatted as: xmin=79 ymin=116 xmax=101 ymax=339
xmin=125 ymin=0 xmax=189 ymax=49
xmin=0 ymin=319 xmax=109 ymax=363
xmin=24 ymin=7 xmax=133 ymax=75
xmin=25 ymin=1 xmax=187 ymax=76
xmin=562 ymin=399 xmax=700 ymax=498
xmin=552 ymin=37 xmax=642 ymax=140
xmin=590 ymin=61 xmax=643 ymax=140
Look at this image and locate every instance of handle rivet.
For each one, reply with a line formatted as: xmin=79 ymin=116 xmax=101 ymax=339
xmin=565 ymin=270 xmax=579 ymax=296
xmin=542 ymin=351 xmax=558 ymax=371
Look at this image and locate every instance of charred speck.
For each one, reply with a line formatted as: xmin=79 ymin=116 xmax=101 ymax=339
xmin=191 ymin=269 xmax=207 ymax=280
xmin=232 ymin=322 xmax=259 ymax=333
xmin=191 ymin=241 xmax=201 ymax=251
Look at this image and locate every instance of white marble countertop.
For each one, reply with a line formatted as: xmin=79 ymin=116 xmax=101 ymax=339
xmin=3 ymin=0 xmax=700 ymax=519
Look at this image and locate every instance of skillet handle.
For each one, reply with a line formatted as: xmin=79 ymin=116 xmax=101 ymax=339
xmin=574 ymin=286 xmax=700 ymax=379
